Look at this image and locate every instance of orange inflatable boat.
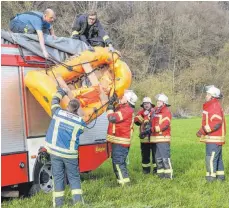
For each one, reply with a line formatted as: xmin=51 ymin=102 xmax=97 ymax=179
xmin=25 ymin=47 xmax=132 ymax=123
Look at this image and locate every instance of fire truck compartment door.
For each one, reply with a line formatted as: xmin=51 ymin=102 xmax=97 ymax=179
xmin=1 ymin=66 xmax=26 ymax=153
xmin=1 ymin=152 xmax=29 ymax=187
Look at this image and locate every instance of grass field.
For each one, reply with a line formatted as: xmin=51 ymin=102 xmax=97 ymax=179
xmin=2 ymin=116 xmax=229 ymax=208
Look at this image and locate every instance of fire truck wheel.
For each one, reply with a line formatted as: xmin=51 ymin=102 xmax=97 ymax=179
xmin=29 ymin=160 xmax=53 ymax=196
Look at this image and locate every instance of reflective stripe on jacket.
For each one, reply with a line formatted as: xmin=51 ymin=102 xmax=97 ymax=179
xmin=150 ymin=105 xmax=172 ymax=143
xmin=45 ymin=89 xmax=85 ymax=158
xmin=107 ymin=103 xmax=134 ymax=147
xmin=199 ymin=98 xmax=226 ymax=145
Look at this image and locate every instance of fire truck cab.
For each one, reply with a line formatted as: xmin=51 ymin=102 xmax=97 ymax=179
xmin=1 ymin=37 xmax=111 ymax=196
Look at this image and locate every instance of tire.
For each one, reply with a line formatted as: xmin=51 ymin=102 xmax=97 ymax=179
xmin=29 ymin=160 xmax=53 ymax=196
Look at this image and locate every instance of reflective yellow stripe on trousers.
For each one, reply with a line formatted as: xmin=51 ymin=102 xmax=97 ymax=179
xmin=210 ymin=151 xmax=216 ymax=177
xmin=72 ymin=189 xmax=83 ymax=195
xmin=142 ymin=163 xmax=151 ymax=168
xmin=53 ymin=191 xmax=64 ymax=207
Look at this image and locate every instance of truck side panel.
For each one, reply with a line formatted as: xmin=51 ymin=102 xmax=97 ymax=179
xmin=1 ymin=152 xmax=29 ymax=187
xmin=1 ymin=66 xmax=26 ymax=154
xmin=79 ymin=143 xmax=111 ymax=172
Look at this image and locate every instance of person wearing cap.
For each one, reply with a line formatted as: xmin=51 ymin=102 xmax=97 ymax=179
xmin=45 ymin=87 xmax=86 ymax=207
xmin=146 ymin=93 xmax=173 ymax=179
xmin=71 ymin=10 xmax=114 ymax=52
xmin=134 ymin=97 xmax=157 ymax=174
xmin=106 ymin=90 xmax=138 ymax=186
xmin=196 ymin=85 xmax=226 ymax=182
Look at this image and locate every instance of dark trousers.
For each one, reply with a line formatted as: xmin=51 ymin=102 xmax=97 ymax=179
xmin=111 ymin=143 xmax=130 ymax=185
xmin=205 ymin=144 xmax=225 ymax=181
xmin=141 ymin=143 xmax=157 ymax=174
xmin=155 ymin=143 xmax=173 ymax=179
xmin=79 ymin=35 xmax=105 ymax=47
xmin=50 ymin=154 xmax=82 ymax=207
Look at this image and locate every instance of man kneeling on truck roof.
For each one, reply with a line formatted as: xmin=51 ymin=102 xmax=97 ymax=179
xmin=9 ymin=9 xmax=56 ymax=59
xmin=45 ymin=87 xmax=86 ymax=207
xmin=71 ymin=10 xmax=115 ymax=52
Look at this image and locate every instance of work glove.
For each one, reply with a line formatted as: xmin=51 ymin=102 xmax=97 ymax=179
xmin=139 ymin=123 xmax=152 ymax=139
xmin=139 ymin=129 xmax=151 ymax=139
xmin=109 ymin=93 xmax=118 ymax=105
xmin=196 ymin=128 xmax=206 ymax=138
xmin=108 ymin=44 xmax=115 ymax=53
xmin=37 ymin=147 xmax=50 ymax=164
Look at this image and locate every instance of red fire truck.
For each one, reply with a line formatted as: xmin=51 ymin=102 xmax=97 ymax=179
xmin=1 ymin=41 xmax=111 ymax=196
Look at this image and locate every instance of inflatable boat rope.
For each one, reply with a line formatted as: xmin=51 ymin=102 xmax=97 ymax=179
xmin=24 ymin=47 xmax=132 ymax=124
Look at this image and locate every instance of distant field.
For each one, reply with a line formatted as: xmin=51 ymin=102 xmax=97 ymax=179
xmin=2 ymin=116 xmax=229 ymax=208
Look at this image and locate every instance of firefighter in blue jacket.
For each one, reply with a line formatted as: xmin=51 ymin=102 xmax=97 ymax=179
xmin=45 ymin=87 xmax=86 ymax=207
xmin=71 ymin=10 xmax=115 ymax=51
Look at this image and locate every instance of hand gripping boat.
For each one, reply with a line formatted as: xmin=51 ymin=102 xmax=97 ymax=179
xmin=24 ymin=47 xmax=132 ymax=123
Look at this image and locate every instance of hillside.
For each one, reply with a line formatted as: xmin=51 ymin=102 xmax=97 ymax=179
xmin=1 ymin=1 xmax=229 ymax=115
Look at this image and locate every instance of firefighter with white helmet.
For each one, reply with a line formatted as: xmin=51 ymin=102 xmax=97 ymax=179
xmin=106 ymin=90 xmax=138 ymax=186
xmin=196 ymin=85 xmax=226 ymax=182
xmin=134 ymin=97 xmax=157 ymax=174
xmin=142 ymin=93 xmax=173 ymax=179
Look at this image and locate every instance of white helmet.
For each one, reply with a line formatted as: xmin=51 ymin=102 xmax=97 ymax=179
xmin=124 ymin=90 xmax=138 ymax=106
xmin=143 ymin=97 xmax=152 ymax=104
xmin=140 ymin=97 xmax=155 ymax=107
xmin=155 ymin=93 xmax=169 ymax=105
xmin=205 ymin=85 xmax=221 ymax=98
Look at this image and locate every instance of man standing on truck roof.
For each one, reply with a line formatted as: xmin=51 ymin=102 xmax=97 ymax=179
xmin=45 ymin=87 xmax=86 ymax=207
xmin=9 ymin=9 xmax=56 ymax=59
xmin=71 ymin=10 xmax=115 ymax=52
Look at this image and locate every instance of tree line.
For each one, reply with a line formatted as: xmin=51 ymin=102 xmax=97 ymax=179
xmin=2 ymin=1 xmax=229 ymax=115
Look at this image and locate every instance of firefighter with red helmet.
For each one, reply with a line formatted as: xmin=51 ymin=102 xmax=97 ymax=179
xmin=196 ymin=85 xmax=226 ymax=182
xmin=134 ymin=97 xmax=157 ymax=174
xmin=144 ymin=93 xmax=173 ymax=179
xmin=106 ymin=90 xmax=138 ymax=186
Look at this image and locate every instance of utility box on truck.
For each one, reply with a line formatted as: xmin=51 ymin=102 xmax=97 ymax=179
xmin=1 ymin=38 xmax=111 ymax=195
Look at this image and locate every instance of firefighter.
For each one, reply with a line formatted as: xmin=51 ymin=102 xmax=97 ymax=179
xmin=45 ymin=87 xmax=85 ymax=207
xmin=71 ymin=10 xmax=114 ymax=51
xmin=196 ymin=85 xmax=226 ymax=182
xmin=145 ymin=93 xmax=173 ymax=179
xmin=106 ymin=90 xmax=138 ymax=186
xmin=9 ymin=9 xmax=56 ymax=59
xmin=134 ymin=97 xmax=157 ymax=174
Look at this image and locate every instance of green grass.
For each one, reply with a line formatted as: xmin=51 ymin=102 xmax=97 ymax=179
xmin=2 ymin=116 xmax=229 ymax=208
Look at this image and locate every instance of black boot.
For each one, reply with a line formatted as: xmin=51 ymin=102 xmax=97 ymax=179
xmin=142 ymin=167 xmax=151 ymax=174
